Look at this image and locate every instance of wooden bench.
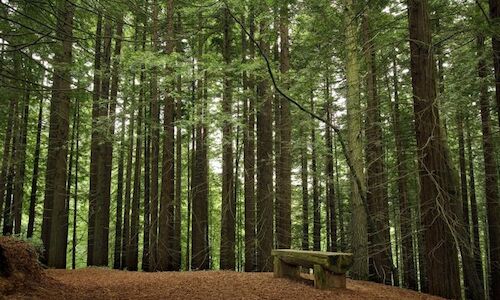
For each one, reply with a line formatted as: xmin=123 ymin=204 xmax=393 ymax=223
xmin=272 ymin=249 xmax=353 ymax=289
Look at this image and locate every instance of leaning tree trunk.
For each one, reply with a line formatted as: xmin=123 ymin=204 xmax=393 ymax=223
xmin=27 ymin=96 xmax=43 ymax=238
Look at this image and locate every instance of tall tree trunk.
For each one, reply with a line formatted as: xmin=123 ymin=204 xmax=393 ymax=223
xmin=256 ymin=17 xmax=274 ymax=272
xmin=141 ymin=21 xmax=151 ymax=273
xmin=111 ymin=19 xmax=125 ymax=270
xmin=87 ymin=13 xmax=103 ymax=266
xmin=72 ymin=97 xmax=80 ymax=269
xmin=489 ymin=0 xmax=500 ymax=128
xmin=121 ymin=93 xmax=135 ymax=269
xmin=41 ymin=0 xmax=74 ymax=268
xmin=467 ymin=121 xmax=484 ymax=291
xmin=276 ymin=2 xmax=292 ymax=250
xmin=407 ymin=1 xmax=465 ymax=297
xmin=311 ymin=96 xmax=320 ymax=252
xmin=12 ymin=85 xmax=29 ymax=234
xmin=92 ymin=19 xmax=113 ymax=267
xmin=149 ymin=0 xmax=160 ymax=271
xmin=220 ymin=7 xmax=236 ymax=270
xmin=391 ymin=54 xmax=417 ymax=290
xmin=478 ymin=33 xmax=500 ymax=300
xmin=0 ymin=98 xmax=15 ymax=227
xmin=27 ymin=96 xmax=43 ymax=238
xmin=300 ymin=124 xmax=309 ymax=250
xmin=173 ymin=72 xmax=183 ymax=270
xmin=173 ymin=16 xmax=183 ymax=269
xmin=344 ymin=0 xmax=368 ymax=280
xmin=3 ymin=86 xmax=20 ymax=235
xmin=158 ymin=0 xmax=176 ymax=271
xmin=243 ymin=8 xmax=256 ymax=272
xmin=362 ymin=13 xmax=392 ymax=284
xmin=128 ymin=19 xmax=147 ymax=271
xmin=324 ymin=74 xmax=336 ymax=252
xmin=191 ymin=26 xmax=209 ymax=270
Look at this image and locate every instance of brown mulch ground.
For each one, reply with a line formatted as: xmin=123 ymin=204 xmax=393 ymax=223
xmin=4 ymin=268 xmax=444 ymax=299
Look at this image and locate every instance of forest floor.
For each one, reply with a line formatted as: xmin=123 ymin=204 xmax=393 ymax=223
xmin=6 ymin=268 xmax=444 ymax=299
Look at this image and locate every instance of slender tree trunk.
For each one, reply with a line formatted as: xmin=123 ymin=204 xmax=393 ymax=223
xmin=41 ymin=0 xmax=74 ymax=268
xmin=173 ymin=29 xmax=183 ymax=269
xmin=3 ymin=87 xmax=20 ymax=235
xmin=142 ymin=21 xmax=151 ymax=273
xmin=478 ymin=33 xmax=500 ymax=300
xmin=143 ymin=100 xmax=151 ymax=272
xmin=301 ymin=125 xmax=309 ymax=250
xmin=391 ymin=54 xmax=417 ymax=290
xmin=149 ymin=0 xmax=160 ymax=271
xmin=362 ymin=13 xmax=392 ymax=284
xmin=276 ymin=2 xmax=292 ymax=250
xmin=311 ymin=96 xmax=320 ymax=252
xmin=121 ymin=93 xmax=135 ymax=269
xmin=0 ymin=98 xmax=15 ymax=227
xmin=489 ymin=0 xmax=500 ymax=128
xmin=324 ymin=74 xmax=336 ymax=252
xmin=467 ymin=122 xmax=484 ymax=291
xmin=220 ymin=7 xmax=236 ymax=270
xmin=87 ymin=13 xmax=103 ymax=266
xmin=344 ymin=0 xmax=368 ymax=280
xmin=27 ymin=96 xmax=43 ymax=238
xmin=243 ymin=8 xmax=256 ymax=272
xmin=111 ymin=20 xmax=125 ymax=270
xmin=12 ymin=85 xmax=29 ymax=234
xmin=64 ymin=93 xmax=77 ymax=262
xmin=72 ymin=97 xmax=80 ymax=270
xmin=128 ymin=20 xmax=147 ymax=270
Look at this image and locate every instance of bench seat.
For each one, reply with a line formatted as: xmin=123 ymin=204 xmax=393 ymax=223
xmin=271 ymin=249 xmax=353 ymax=289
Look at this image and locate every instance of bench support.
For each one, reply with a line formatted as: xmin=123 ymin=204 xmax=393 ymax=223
xmin=313 ymin=264 xmax=346 ymax=289
xmin=273 ymin=256 xmax=300 ymax=280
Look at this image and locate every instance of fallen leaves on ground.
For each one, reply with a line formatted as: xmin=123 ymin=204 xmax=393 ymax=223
xmin=5 ymin=268 xmax=444 ymax=299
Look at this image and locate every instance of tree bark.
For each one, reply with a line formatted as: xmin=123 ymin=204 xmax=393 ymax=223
xmin=87 ymin=13 xmax=103 ymax=266
xmin=478 ymin=33 xmax=500 ymax=300
xmin=391 ymin=54 xmax=417 ymax=290
xmin=344 ymin=0 xmax=368 ymax=280
xmin=243 ymin=8 xmax=256 ymax=272
xmin=362 ymin=13 xmax=392 ymax=284
xmin=256 ymin=17 xmax=274 ymax=272
xmin=276 ymin=2 xmax=292 ymax=250
xmin=311 ymin=96 xmax=320 ymax=252
xmin=158 ymin=0 xmax=176 ymax=271
xmin=27 ymin=96 xmax=43 ymax=238
xmin=220 ymin=7 xmax=236 ymax=270
xmin=41 ymin=0 xmax=74 ymax=268
xmin=149 ymin=0 xmax=160 ymax=271
xmin=407 ymin=1 xmax=463 ymax=297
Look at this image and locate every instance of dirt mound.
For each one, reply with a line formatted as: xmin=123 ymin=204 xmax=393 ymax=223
xmin=0 ymin=236 xmax=52 ymax=297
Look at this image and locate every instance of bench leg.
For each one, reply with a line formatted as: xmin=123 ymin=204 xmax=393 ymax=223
xmin=273 ymin=257 xmax=300 ymax=280
xmin=313 ymin=264 xmax=346 ymax=289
